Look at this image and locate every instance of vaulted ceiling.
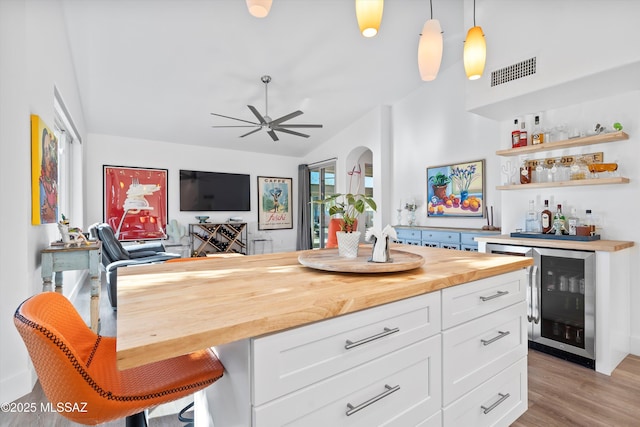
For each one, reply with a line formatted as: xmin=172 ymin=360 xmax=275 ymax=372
xmin=61 ymin=0 xmax=466 ymax=157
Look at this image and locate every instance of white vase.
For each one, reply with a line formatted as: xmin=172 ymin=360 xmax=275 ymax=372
xmin=336 ymin=231 xmax=361 ymax=258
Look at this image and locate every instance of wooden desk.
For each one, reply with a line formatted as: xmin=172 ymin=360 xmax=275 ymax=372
xmin=41 ymin=241 xmax=102 ymax=332
xmin=116 ymin=245 xmax=531 ymax=370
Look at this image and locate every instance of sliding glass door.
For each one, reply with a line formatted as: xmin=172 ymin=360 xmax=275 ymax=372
xmin=309 ymin=162 xmax=335 ymax=249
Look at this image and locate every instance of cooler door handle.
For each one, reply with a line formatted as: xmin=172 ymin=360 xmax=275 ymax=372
xmin=532 ymin=265 xmax=540 ymax=324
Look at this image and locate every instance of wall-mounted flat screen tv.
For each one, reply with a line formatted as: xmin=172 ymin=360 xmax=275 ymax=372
xmin=180 ymin=170 xmax=251 ymax=211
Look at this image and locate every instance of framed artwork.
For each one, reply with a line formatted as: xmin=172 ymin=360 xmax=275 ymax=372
xmin=103 ymin=165 xmax=168 ymax=241
xmin=31 ymin=115 xmax=59 ymax=225
xmin=257 ymin=176 xmax=293 ymax=230
xmin=426 ymin=159 xmax=485 ymax=218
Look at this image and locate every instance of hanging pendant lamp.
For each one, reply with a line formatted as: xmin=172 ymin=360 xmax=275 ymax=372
xmin=463 ymin=0 xmax=486 ymax=80
xmin=355 ymin=0 xmax=384 ymax=38
xmin=418 ymin=0 xmax=443 ymax=81
xmin=246 ymin=0 xmax=272 ymax=18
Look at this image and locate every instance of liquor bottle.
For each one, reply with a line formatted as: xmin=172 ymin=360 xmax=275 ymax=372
xmin=519 ymin=119 xmax=528 ymax=147
xmin=531 ymin=115 xmax=544 ymax=145
xmin=512 ymin=118 xmax=521 ymax=148
xmin=553 ymin=204 xmax=567 ymax=235
xmin=567 ymin=208 xmax=579 ymax=236
xmin=541 ymin=200 xmax=552 ymax=234
xmin=525 ymin=200 xmax=540 ymax=232
xmin=584 ymin=209 xmax=596 ymax=236
xmin=520 ymin=159 xmax=531 ymax=184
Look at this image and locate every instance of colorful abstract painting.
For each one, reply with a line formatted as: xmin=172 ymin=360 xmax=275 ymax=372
xmin=31 ymin=115 xmax=59 ymax=225
xmin=103 ymin=165 xmax=168 ymax=241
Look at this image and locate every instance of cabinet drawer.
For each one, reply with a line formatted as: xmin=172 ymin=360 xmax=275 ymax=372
xmin=395 ymin=227 xmax=421 ymax=240
xmin=442 ymin=301 xmax=527 ymax=405
xmin=253 ymin=335 xmax=442 ymax=427
xmin=252 ymin=292 xmax=441 ymax=405
xmin=460 ymin=233 xmax=484 ymax=246
xmin=442 ymin=269 xmax=526 ymax=329
xmin=443 ymin=357 xmax=527 ymax=427
xmin=421 ymin=230 xmax=460 ymax=244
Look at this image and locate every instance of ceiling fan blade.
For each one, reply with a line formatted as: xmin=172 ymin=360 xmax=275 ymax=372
xmin=239 ymin=128 xmax=262 ymax=138
xmin=211 ymin=125 xmax=260 ymax=128
xmin=276 ymin=124 xmax=323 ymax=128
xmin=210 ymin=112 xmax=259 ymax=125
xmin=275 ymin=128 xmax=310 ymax=138
xmin=270 ymin=110 xmax=303 ymax=126
xmin=267 ymin=130 xmax=279 ymax=141
xmin=247 ymin=105 xmax=267 ymax=125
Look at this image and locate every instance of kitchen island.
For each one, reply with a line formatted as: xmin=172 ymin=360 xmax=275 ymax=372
xmin=117 ymin=245 xmax=532 ymax=426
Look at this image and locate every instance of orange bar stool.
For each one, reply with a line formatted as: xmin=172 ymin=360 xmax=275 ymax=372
xmin=14 ymin=292 xmax=224 ymax=426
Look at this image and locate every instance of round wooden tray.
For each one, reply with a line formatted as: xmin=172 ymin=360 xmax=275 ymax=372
xmin=298 ymin=248 xmax=424 ymax=273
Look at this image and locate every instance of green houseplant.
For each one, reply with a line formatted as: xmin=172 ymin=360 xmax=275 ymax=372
xmin=319 ymin=193 xmax=377 ymax=232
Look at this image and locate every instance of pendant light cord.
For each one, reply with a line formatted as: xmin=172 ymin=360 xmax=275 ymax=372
xmin=473 ymin=0 xmax=476 ymax=26
xmin=429 ymin=0 xmax=433 ymax=19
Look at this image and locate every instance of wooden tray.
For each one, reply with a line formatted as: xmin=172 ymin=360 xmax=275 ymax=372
xmin=298 ymin=249 xmax=424 ymax=273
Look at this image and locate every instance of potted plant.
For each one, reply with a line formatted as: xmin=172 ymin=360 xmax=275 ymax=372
xmin=429 ymin=172 xmax=451 ymax=201
xmin=316 ymin=193 xmax=377 ymax=257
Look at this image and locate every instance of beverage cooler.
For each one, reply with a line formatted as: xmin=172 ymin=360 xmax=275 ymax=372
xmin=485 ymin=244 xmax=596 ymax=369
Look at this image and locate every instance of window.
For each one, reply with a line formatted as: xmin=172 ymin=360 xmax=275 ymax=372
xmin=53 ymin=87 xmax=83 ymax=228
xmin=309 ymin=161 xmax=336 ymax=249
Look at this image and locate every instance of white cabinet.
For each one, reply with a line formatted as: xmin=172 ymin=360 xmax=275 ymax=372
xmin=252 ymin=292 xmax=441 ymax=405
xmin=441 ymin=269 xmax=528 ymax=427
xmin=207 ymin=271 xmax=528 ymax=427
xmin=251 ymin=292 xmax=443 ymax=426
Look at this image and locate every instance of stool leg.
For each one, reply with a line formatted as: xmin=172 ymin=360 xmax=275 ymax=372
xmin=125 ymin=411 xmax=147 ymax=427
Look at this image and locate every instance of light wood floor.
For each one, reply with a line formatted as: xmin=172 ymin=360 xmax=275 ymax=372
xmin=5 ymin=274 xmax=640 ymax=426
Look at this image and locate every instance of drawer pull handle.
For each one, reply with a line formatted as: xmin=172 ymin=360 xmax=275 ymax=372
xmin=481 ymin=330 xmax=510 ymax=346
xmin=345 ymin=327 xmax=399 ymax=349
xmin=481 ymin=393 xmax=510 ymax=414
xmin=346 ymin=384 xmax=400 ymax=416
xmin=479 ymin=290 xmax=509 ymax=302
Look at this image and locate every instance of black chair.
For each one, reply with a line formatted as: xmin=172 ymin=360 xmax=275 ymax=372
xmin=91 ymin=223 xmax=180 ymax=309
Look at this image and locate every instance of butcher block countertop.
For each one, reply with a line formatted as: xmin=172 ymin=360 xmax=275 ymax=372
xmin=116 ymin=245 xmax=532 ymax=369
xmin=475 ymin=234 xmax=634 ymax=252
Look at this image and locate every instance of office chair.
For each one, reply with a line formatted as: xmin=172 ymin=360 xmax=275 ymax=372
xmin=90 ymin=223 xmax=180 ymax=309
xmin=14 ymin=292 xmax=224 ymax=426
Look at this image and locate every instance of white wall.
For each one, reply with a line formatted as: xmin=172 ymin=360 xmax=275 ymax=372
xmin=85 ymin=134 xmax=301 ymax=253
xmin=0 ymin=0 xmax=87 ymax=404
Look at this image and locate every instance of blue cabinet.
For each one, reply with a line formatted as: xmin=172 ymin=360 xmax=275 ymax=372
xmin=394 ymin=227 xmax=499 ymax=251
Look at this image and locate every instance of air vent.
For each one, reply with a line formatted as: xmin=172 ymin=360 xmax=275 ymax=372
xmin=491 ymin=57 xmax=537 ymax=87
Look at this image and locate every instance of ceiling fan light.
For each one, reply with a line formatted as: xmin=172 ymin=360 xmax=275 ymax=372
xmin=355 ymin=0 xmax=384 ymax=38
xmin=246 ymin=0 xmax=272 ymax=18
xmin=463 ymin=25 xmax=486 ymax=80
xmin=418 ymin=19 xmax=443 ymax=81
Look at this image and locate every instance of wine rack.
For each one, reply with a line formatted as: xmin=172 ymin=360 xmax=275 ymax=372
xmin=190 ymin=222 xmax=247 ymax=256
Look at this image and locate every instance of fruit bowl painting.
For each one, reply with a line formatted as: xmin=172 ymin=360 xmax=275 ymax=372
xmin=426 ymin=159 xmax=485 ymax=218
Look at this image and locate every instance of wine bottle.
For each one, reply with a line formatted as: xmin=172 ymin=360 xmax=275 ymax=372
xmin=519 ymin=119 xmax=528 ymax=147
xmin=541 ymin=200 xmax=552 ymax=234
xmin=553 ymin=204 xmax=567 ymax=235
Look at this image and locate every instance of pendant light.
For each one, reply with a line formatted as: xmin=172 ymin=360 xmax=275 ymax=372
xmin=246 ymin=0 xmax=272 ymax=18
xmin=417 ymin=0 xmax=443 ymax=81
xmin=355 ymin=0 xmax=384 ymax=38
xmin=463 ymin=0 xmax=486 ymax=80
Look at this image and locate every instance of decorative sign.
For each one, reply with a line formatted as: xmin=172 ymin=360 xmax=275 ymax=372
xmin=257 ymin=176 xmax=293 ymax=230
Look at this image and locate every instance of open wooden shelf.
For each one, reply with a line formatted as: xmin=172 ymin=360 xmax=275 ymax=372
xmin=496 ymin=131 xmax=629 ymax=157
xmin=497 ymin=177 xmax=629 ymax=190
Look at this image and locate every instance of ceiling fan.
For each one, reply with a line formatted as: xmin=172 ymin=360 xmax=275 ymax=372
xmin=211 ymin=75 xmax=323 ymax=142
